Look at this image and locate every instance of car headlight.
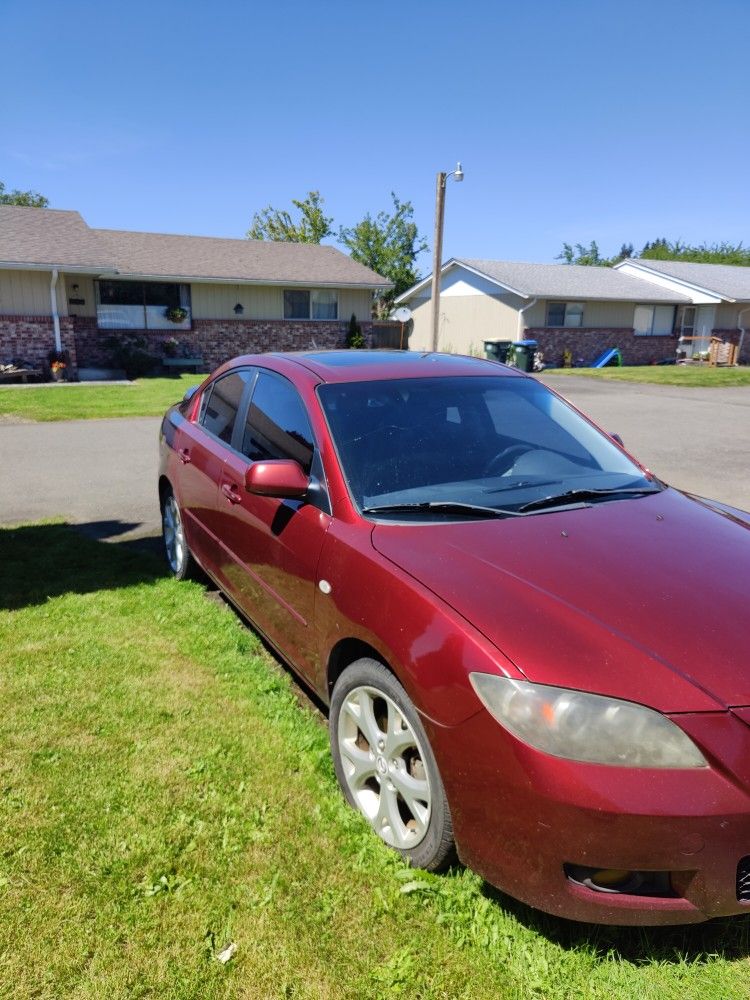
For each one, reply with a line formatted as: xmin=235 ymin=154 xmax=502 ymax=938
xmin=469 ymin=674 xmax=707 ymax=768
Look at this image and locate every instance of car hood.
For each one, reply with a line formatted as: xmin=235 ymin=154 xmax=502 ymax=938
xmin=371 ymin=489 xmax=750 ymax=713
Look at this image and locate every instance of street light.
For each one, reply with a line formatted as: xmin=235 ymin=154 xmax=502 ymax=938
xmin=430 ymin=161 xmax=464 ymax=352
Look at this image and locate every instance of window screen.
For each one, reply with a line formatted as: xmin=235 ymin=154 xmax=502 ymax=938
xmin=312 ymin=290 xmax=338 ymax=319
xmin=242 ymin=372 xmax=315 ymax=472
xmin=546 ymin=302 xmax=566 ymax=326
xmin=200 ymin=370 xmax=252 ymax=446
xmin=283 ymin=290 xmax=310 ymax=319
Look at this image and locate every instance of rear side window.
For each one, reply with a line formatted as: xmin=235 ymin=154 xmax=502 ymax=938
xmin=200 ymin=370 xmax=253 ymax=445
xmin=242 ymin=371 xmax=315 ymax=472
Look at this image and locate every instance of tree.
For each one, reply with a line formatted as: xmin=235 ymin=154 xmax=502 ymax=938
xmin=0 ymin=181 xmax=48 ymax=207
xmin=557 ymin=237 xmax=750 ymax=267
xmin=338 ymin=193 xmax=428 ymax=317
xmin=247 ymin=190 xmax=333 ymax=243
xmin=640 ymin=239 xmax=750 ymax=265
xmin=556 ymin=240 xmax=612 ymax=266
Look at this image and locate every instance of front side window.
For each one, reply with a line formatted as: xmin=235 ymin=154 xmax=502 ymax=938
xmin=96 ymin=280 xmax=191 ymax=330
xmin=199 ymin=370 xmax=253 ymax=446
xmin=283 ymin=289 xmax=338 ymax=320
xmin=242 ymin=371 xmax=315 ymax=472
xmin=546 ymin=302 xmax=584 ymax=327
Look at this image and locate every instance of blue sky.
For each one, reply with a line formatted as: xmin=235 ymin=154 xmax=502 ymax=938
xmin=2 ymin=0 xmax=749 ymax=269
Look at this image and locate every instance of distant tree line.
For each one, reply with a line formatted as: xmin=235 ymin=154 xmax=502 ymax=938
xmin=558 ymin=239 xmax=750 ymax=267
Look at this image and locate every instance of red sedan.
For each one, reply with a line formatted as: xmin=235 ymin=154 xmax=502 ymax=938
xmin=158 ymin=350 xmax=750 ymax=925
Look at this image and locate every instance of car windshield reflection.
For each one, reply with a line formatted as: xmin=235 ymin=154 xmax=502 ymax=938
xmin=317 ymin=376 xmax=659 ymax=519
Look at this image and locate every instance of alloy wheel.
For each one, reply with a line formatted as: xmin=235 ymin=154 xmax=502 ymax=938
xmin=337 ymin=685 xmax=432 ymax=849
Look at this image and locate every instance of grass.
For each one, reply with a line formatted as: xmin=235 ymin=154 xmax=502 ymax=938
xmin=544 ymin=365 xmax=750 ymax=387
xmin=0 ymin=374 xmax=208 ymax=422
xmin=2 ymin=522 xmax=750 ymax=998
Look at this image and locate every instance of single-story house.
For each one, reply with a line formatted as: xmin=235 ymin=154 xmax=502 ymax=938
xmin=0 ymin=205 xmax=390 ymax=376
xmin=396 ymin=258 xmax=750 ymax=364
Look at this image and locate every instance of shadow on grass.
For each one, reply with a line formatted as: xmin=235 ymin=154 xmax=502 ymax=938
xmin=0 ymin=521 xmax=166 ymax=610
xmin=481 ymin=881 xmax=750 ymax=964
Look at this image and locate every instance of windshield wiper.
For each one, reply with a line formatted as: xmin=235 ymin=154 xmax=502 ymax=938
xmin=361 ymin=501 xmax=522 ymax=519
xmin=519 ymin=486 xmax=661 ymax=514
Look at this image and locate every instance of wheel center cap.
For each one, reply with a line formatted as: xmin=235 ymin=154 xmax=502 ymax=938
xmin=376 ymin=755 xmax=388 ymax=775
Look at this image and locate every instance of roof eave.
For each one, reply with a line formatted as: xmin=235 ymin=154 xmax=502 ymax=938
xmin=614 ymin=260 xmax=733 ymax=302
xmin=395 ymin=258 xmax=531 ymax=304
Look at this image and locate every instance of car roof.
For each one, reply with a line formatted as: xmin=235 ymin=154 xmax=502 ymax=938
xmin=268 ymin=350 xmax=525 ymax=383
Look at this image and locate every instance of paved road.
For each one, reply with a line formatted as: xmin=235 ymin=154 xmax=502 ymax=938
xmin=540 ymin=376 xmax=750 ymax=509
xmin=0 ymin=416 xmax=162 ymax=541
xmin=1 ymin=379 xmax=748 ymax=543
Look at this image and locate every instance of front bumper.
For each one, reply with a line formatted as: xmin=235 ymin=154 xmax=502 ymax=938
xmin=425 ymin=708 xmax=750 ymax=925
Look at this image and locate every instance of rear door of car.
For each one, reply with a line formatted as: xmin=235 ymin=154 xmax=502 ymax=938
xmin=214 ymin=368 xmax=332 ymax=680
xmin=175 ymin=368 xmax=254 ymax=574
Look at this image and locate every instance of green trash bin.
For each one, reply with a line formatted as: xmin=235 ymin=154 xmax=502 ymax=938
xmin=511 ymin=339 xmax=538 ymax=373
xmin=484 ymin=339 xmax=513 ymax=364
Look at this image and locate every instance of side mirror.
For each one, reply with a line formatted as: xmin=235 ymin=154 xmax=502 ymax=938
xmin=245 ymin=459 xmax=310 ymax=498
xmin=610 ymin=432 xmax=624 ymax=447
xmin=182 ymin=384 xmax=200 ymax=404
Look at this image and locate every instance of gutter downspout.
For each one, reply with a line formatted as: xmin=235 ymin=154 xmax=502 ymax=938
xmin=736 ymin=305 xmax=750 ymax=363
xmin=50 ymin=268 xmax=62 ymax=353
xmin=517 ymin=297 xmax=538 ymax=340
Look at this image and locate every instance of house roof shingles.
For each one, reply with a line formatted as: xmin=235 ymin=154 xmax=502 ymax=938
xmin=456 ymin=258 xmax=691 ymax=303
xmin=0 ymin=205 xmax=390 ymax=288
xmin=622 ymin=259 xmax=750 ymax=301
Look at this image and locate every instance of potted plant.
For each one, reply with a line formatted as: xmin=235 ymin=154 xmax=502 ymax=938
xmin=165 ymin=306 xmax=188 ymax=324
xmin=47 ymin=349 xmax=69 ymax=382
xmin=163 ymin=336 xmax=180 ymax=358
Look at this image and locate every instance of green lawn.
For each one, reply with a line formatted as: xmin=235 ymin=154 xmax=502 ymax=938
xmin=2 ymin=523 xmax=750 ymax=998
xmin=0 ymin=374 xmax=207 ymax=422
xmin=544 ymin=365 xmax=750 ymax=387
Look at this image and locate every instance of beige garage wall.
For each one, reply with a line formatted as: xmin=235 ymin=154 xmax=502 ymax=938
xmin=409 ymin=293 xmax=523 ymax=354
xmin=0 ymin=269 xmax=68 ymax=316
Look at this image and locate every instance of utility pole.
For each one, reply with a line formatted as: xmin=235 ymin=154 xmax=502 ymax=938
xmin=430 ymin=162 xmax=463 ymax=353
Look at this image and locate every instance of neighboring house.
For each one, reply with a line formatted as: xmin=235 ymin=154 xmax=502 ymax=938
xmin=0 ymin=205 xmax=390 ymax=375
xmin=396 ymin=258 xmax=750 ymax=364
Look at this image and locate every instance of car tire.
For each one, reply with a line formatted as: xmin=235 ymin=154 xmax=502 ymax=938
xmin=330 ymin=658 xmax=455 ymax=871
xmin=161 ymin=490 xmax=194 ymax=581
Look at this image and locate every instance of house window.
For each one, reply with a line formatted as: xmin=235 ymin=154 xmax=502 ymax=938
xmin=96 ymin=280 xmax=191 ymax=330
xmin=283 ymin=289 xmax=338 ymax=320
xmin=546 ymin=302 xmax=584 ymax=327
xmin=633 ymin=304 xmax=675 ymax=336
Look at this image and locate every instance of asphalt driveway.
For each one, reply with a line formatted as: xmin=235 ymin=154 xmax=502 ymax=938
xmin=0 ymin=378 xmax=748 ymax=543
xmin=541 ymin=376 xmax=750 ymax=509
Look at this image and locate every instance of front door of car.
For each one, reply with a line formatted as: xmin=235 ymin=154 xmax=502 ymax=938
xmin=177 ymin=368 xmax=254 ymax=576
xmin=213 ymin=369 xmax=331 ymax=681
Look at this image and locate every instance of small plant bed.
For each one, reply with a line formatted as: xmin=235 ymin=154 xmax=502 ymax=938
xmin=1 ymin=522 xmax=750 ymax=998
xmin=544 ymin=366 xmax=750 ymax=387
xmin=0 ymin=373 xmax=208 ymax=421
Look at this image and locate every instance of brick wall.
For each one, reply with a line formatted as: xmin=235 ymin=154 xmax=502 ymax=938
xmin=73 ymin=317 xmax=374 ymax=371
xmin=525 ymin=327 xmax=677 ymax=367
xmin=0 ymin=315 xmax=78 ymax=373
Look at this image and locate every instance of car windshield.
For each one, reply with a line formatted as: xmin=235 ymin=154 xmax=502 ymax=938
xmin=317 ymin=375 xmax=660 ymax=519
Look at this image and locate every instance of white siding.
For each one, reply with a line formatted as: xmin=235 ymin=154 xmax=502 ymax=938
xmin=522 ymin=299 xmax=638 ymax=329
xmin=0 ymin=269 xmax=67 ymax=316
xmin=64 ymin=273 xmax=96 ymax=318
xmin=191 ymin=283 xmax=372 ymax=321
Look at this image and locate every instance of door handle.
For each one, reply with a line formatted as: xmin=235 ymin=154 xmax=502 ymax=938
xmin=178 ymin=447 xmax=191 ymax=464
xmin=221 ymin=482 xmax=242 ymax=504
